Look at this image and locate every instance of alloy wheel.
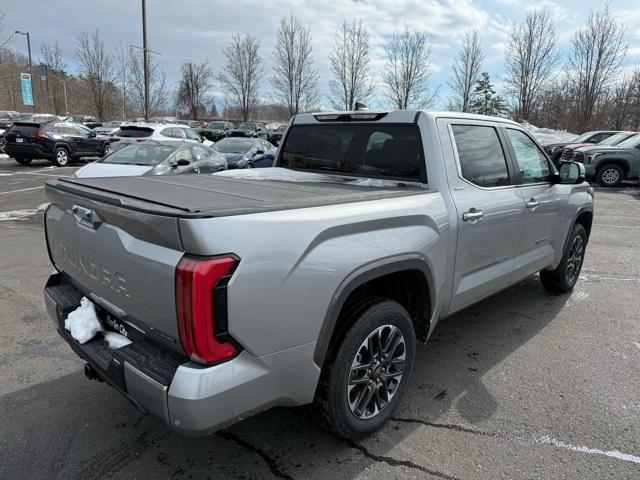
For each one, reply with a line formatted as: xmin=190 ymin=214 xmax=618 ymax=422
xmin=347 ymin=325 xmax=406 ymax=420
xmin=56 ymin=150 xmax=69 ymax=166
xmin=601 ymin=168 xmax=620 ymax=185
xmin=565 ymin=235 xmax=584 ymax=285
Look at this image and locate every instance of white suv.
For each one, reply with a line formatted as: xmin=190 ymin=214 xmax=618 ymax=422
xmin=109 ymin=123 xmax=215 ymax=150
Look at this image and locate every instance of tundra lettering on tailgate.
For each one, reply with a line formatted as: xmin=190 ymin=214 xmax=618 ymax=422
xmin=56 ymin=241 xmax=130 ymax=298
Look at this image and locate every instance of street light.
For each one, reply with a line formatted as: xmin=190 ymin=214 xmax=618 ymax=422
xmin=14 ymin=30 xmax=36 ymax=113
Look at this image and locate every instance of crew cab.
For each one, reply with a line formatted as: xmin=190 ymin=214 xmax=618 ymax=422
xmin=43 ymin=111 xmax=593 ymax=440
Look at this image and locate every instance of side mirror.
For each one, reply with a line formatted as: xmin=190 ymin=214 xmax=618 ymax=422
xmin=199 ymin=136 xmax=205 ymax=143
xmin=558 ymin=161 xmax=585 ymax=184
xmin=177 ymin=158 xmax=191 ymax=166
xmin=88 ymin=131 xmax=97 ymax=138
xmin=255 ymin=149 xmax=265 ymax=155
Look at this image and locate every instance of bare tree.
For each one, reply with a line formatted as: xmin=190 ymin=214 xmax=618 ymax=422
xmin=449 ymin=30 xmax=484 ymax=112
xmin=504 ymin=9 xmax=560 ymax=122
xmin=128 ymin=48 xmax=168 ymax=117
xmin=568 ymin=6 xmax=628 ymax=131
xmin=41 ymin=42 xmax=66 ymax=115
xmin=176 ymin=61 xmax=213 ymax=120
xmin=113 ymin=41 xmax=130 ymax=120
xmin=217 ymin=34 xmax=263 ymax=122
xmin=382 ymin=25 xmax=437 ymax=109
xmin=328 ymin=20 xmax=375 ymax=110
xmin=75 ymin=30 xmax=115 ymax=119
xmin=271 ymin=13 xmax=319 ymax=116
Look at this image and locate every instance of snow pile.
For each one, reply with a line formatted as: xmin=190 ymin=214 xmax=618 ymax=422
xmin=64 ymin=297 xmax=103 ymax=344
xmin=104 ymin=331 xmax=132 ymax=349
xmin=520 ymin=121 xmax=578 ymax=144
xmin=0 ymin=203 xmax=49 ymax=222
xmin=65 ymin=297 xmax=132 ymax=349
xmin=213 ymin=167 xmax=404 ymax=187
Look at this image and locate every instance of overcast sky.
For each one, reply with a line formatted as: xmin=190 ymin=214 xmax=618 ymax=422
xmin=2 ymin=0 xmax=640 ymax=110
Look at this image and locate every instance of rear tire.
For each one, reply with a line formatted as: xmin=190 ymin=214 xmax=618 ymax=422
xmin=103 ymin=144 xmax=111 ymax=157
xmin=15 ymin=157 xmax=32 ymax=166
xmin=315 ymin=299 xmax=416 ymax=440
xmin=540 ymin=223 xmax=587 ymax=293
xmin=53 ymin=147 xmax=70 ymax=167
xmin=596 ymin=164 xmax=623 ymax=187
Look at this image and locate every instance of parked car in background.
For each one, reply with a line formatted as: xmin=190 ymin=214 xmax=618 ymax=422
xmin=4 ymin=121 xmax=110 ymax=166
xmin=197 ymin=121 xmax=235 ymax=142
xmin=574 ymin=133 xmax=640 ymax=187
xmin=211 ymin=137 xmax=276 ymax=168
xmin=72 ymin=141 xmax=227 ymax=178
xmin=93 ymin=121 xmax=124 ymax=136
xmin=65 ymin=115 xmax=102 ymax=129
xmin=229 ymin=121 xmax=267 ymax=138
xmin=543 ymin=131 xmax=619 ymax=164
xmin=0 ymin=111 xmax=19 ymax=152
xmin=42 ymin=110 xmax=593 ymax=440
xmin=267 ymin=124 xmax=287 ymax=145
xmin=109 ymin=123 xmax=214 ymax=151
xmin=176 ymin=120 xmax=201 ymax=128
xmin=558 ymin=131 xmax=637 ymax=163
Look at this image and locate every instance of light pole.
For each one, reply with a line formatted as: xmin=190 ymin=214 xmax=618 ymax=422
xmin=142 ymin=0 xmax=149 ymax=122
xmin=14 ymin=30 xmax=35 ymax=113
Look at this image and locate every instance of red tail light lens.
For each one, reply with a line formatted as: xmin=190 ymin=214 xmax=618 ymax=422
xmin=36 ymin=131 xmax=46 ymax=141
xmin=176 ymin=255 xmax=238 ymax=364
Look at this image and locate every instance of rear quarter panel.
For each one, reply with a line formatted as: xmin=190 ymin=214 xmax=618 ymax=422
xmin=179 ymin=192 xmax=450 ymax=358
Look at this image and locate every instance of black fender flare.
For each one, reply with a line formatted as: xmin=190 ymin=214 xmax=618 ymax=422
xmin=313 ymin=255 xmax=436 ymax=367
xmin=560 ymin=204 xmax=594 ymax=259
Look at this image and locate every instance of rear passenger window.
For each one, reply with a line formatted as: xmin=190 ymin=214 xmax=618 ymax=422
xmin=451 ymin=125 xmax=510 ymax=187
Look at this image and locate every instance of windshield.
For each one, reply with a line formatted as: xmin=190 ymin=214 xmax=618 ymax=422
xmin=278 ymin=124 xmax=425 ymax=182
xmin=100 ymin=121 xmax=121 ymax=128
xmin=113 ymin=127 xmax=153 ymax=138
xmin=12 ymin=114 xmax=33 ymax=121
xmin=598 ymin=133 xmax=629 ymax=145
xmin=239 ymin=123 xmax=257 ymax=130
xmin=206 ymin=122 xmax=226 ymax=129
xmin=101 ymin=144 xmax=175 ymax=165
xmin=277 ymin=126 xmax=286 ymax=132
xmin=213 ymin=139 xmax=253 ymax=154
xmin=617 ymin=134 xmax=640 ymax=148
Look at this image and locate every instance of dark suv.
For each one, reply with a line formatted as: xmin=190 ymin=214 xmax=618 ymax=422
xmin=4 ymin=121 xmax=111 ymax=166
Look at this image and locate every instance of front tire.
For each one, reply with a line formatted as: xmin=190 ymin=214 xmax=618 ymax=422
xmin=540 ymin=223 xmax=587 ymax=293
xmin=315 ymin=299 xmax=416 ymax=440
xmin=596 ymin=164 xmax=623 ymax=187
xmin=103 ymin=144 xmax=111 ymax=157
xmin=53 ymin=147 xmax=70 ymax=167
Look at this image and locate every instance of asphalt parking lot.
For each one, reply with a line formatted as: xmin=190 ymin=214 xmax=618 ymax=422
xmin=1 ymin=154 xmax=639 ymax=479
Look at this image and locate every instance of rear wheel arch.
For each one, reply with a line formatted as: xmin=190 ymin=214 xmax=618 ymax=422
xmin=314 ymin=258 xmax=434 ymax=369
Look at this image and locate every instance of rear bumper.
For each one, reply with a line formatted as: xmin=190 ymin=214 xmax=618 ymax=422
xmin=44 ymin=273 xmax=320 ymax=436
xmin=5 ymin=143 xmax=53 ymax=159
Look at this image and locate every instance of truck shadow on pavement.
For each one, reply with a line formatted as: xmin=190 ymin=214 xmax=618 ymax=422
xmin=1 ymin=276 xmax=569 ymax=480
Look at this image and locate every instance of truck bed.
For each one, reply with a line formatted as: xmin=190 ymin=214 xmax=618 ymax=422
xmin=46 ymin=174 xmax=427 ymax=218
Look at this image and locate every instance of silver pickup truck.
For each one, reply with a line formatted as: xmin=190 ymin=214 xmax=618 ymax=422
xmin=43 ymin=110 xmax=594 ymax=440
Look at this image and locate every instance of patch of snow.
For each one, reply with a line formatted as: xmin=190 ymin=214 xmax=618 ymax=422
xmin=103 ymin=331 xmax=133 ymax=349
xmin=65 ymin=297 xmax=103 ymax=344
xmin=521 ymin=121 xmax=578 ymax=145
xmin=213 ymin=167 xmax=404 ymax=188
xmin=0 ymin=173 xmax=13 ymax=176
xmin=0 ymin=203 xmax=49 ymax=222
xmin=633 ymin=342 xmax=640 ymax=351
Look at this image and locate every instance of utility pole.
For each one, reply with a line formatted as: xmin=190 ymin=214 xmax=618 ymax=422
xmin=63 ymin=80 xmax=69 ymax=115
xmin=142 ymin=0 xmax=150 ymax=122
xmin=15 ymin=30 xmax=35 ymax=113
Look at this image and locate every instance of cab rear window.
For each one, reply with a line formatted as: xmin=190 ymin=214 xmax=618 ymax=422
xmin=278 ymin=124 xmax=426 ymax=182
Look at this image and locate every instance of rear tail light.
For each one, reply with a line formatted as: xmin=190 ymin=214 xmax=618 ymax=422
xmin=176 ymin=255 xmax=239 ymax=364
xmin=36 ymin=131 xmax=46 ymax=141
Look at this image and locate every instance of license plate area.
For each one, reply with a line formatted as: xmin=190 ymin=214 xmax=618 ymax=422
xmin=97 ymin=307 xmax=145 ymax=342
xmin=16 ymin=138 xmax=23 ymax=143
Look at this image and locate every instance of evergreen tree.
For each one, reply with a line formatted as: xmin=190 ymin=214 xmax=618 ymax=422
xmin=470 ymin=72 xmax=506 ymax=116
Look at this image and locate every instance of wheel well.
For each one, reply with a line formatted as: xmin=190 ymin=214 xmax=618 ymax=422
xmin=324 ymin=269 xmax=431 ymax=367
xmin=575 ymin=211 xmax=593 ymax=239
xmin=598 ymin=160 xmax=628 ymax=175
xmin=55 ymin=144 xmax=71 ymax=154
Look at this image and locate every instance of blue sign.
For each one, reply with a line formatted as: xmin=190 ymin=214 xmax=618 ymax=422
xmin=20 ymin=73 xmax=34 ymax=106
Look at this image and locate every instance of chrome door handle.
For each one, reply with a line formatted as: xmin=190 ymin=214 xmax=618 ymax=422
xmin=462 ymin=208 xmax=484 ymax=223
xmin=526 ymin=198 xmax=540 ymax=210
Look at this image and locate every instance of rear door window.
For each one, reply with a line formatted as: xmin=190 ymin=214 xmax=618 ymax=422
xmin=278 ymin=124 xmax=425 ymax=182
xmin=172 ymin=128 xmax=187 ymax=139
xmin=451 ymin=124 xmax=510 ymax=187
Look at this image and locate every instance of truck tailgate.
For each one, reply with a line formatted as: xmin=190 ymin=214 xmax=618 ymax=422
xmin=44 ymin=182 xmax=185 ymax=353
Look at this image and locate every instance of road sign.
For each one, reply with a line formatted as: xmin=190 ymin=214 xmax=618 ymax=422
xmin=20 ymin=73 xmax=34 ymax=106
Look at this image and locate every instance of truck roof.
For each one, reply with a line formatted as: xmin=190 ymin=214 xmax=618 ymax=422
xmin=293 ymin=110 xmax=521 ymax=127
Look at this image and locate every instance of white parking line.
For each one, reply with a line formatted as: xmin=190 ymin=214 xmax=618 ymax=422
xmin=0 ymin=186 xmax=44 ymax=195
xmin=593 ymin=224 xmax=640 ymax=229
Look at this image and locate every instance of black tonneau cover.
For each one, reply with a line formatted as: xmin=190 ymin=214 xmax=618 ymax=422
xmin=46 ymin=175 xmax=427 ymax=218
